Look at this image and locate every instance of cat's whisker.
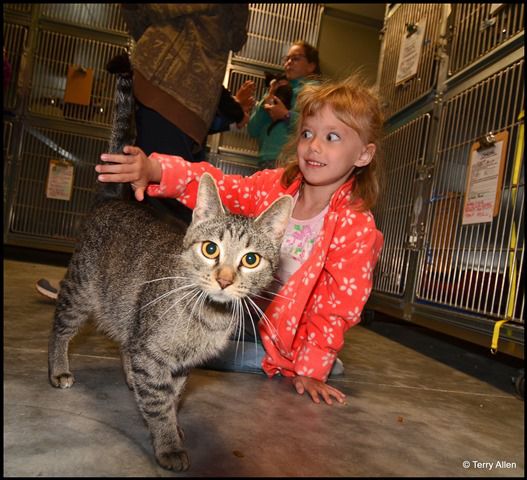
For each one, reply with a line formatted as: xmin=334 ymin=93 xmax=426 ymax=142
xmin=245 ymin=296 xmax=283 ymax=345
xmin=242 ymin=297 xmax=260 ymax=362
xmin=143 ymin=286 xmax=201 ymax=336
xmin=160 ymin=287 xmax=201 ymax=321
xmin=232 ymin=299 xmax=242 ymax=361
xmin=252 ymin=289 xmax=293 ymax=303
xmin=135 ymin=276 xmax=192 ymax=286
xmin=127 ymin=283 xmax=197 ymax=316
xmin=183 ymin=289 xmax=207 ymax=343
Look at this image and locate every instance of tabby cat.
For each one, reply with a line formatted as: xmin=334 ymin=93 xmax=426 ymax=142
xmin=47 ymin=53 xmax=293 ymax=472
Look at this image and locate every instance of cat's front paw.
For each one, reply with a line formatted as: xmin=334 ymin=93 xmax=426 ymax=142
xmin=49 ymin=372 xmax=75 ymax=388
xmin=156 ymin=449 xmax=190 ymax=471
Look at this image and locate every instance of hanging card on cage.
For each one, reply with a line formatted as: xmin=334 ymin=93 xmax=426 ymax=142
xmin=395 ymin=18 xmax=427 ymax=85
xmin=462 ymin=131 xmax=508 ymax=225
xmin=46 ymin=159 xmax=75 ymax=201
xmin=489 ymin=4 xmax=505 ymax=15
xmin=64 ymin=65 xmax=93 ymax=106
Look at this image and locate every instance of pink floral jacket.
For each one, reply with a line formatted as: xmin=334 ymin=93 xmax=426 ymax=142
xmin=146 ymin=154 xmax=384 ymax=381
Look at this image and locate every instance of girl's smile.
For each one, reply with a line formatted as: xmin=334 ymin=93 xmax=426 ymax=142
xmin=297 ymin=105 xmax=375 ymax=192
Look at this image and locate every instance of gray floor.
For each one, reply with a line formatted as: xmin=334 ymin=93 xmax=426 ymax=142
xmin=3 ymin=256 xmax=525 ymax=477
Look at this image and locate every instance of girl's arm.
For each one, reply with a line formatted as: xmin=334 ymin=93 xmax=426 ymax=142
xmin=96 ymin=146 xmax=282 ymax=216
xmin=294 ymin=214 xmax=384 ymax=382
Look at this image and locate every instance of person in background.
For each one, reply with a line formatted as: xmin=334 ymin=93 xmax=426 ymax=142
xmin=95 ymin=75 xmax=385 ymax=406
xmin=248 ymin=40 xmax=321 ymax=170
xmin=120 ymin=3 xmax=250 ymax=224
xmin=35 ymin=4 xmax=251 ymax=299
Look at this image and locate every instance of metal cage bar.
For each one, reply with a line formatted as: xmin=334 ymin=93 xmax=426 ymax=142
xmin=208 ymin=152 xmax=259 ymax=177
xmin=8 ymin=125 xmax=107 ymax=243
xmin=448 ymin=3 xmax=525 ymax=77
xmin=3 ymin=4 xmax=32 ymax=14
xmin=3 ymin=22 xmax=28 ymax=111
xmin=234 ymin=3 xmax=323 ymax=68
xmin=40 ymin=4 xmax=128 ymax=34
xmin=373 ymin=113 xmax=431 ymax=296
xmin=28 ymin=29 xmax=123 ymax=127
xmin=417 ymin=59 xmax=524 ymax=324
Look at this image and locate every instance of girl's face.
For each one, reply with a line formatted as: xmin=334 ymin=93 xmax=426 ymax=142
xmin=297 ymin=105 xmax=375 ymax=191
xmin=283 ymin=45 xmax=316 ymax=80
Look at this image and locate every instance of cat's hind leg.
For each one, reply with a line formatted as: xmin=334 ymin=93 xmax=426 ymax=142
xmin=48 ymin=280 xmax=91 ymax=389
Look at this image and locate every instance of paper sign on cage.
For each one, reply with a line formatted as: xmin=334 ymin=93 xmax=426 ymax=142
xmin=395 ymin=18 xmax=427 ymax=85
xmin=462 ymin=131 xmax=509 ymax=225
xmin=64 ymin=65 xmax=93 ymax=106
xmin=46 ymin=159 xmax=74 ymax=201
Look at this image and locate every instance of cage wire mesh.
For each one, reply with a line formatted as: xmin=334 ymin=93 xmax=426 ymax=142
xmin=3 ymin=22 xmax=28 ymax=111
xmin=417 ymin=59 xmax=524 ymax=323
xmin=40 ymin=4 xmax=128 ymax=34
xmin=448 ymin=3 xmax=525 ymax=77
xmin=10 ymin=125 xmax=108 ymax=242
xmin=234 ymin=3 xmax=322 ymax=68
xmin=29 ymin=29 xmax=123 ymax=127
xmin=372 ymin=113 xmax=431 ymax=296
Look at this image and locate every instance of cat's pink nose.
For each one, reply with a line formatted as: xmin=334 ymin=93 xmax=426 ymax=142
xmin=217 ymin=277 xmax=233 ymax=289
xmin=216 ymin=267 xmax=235 ymax=289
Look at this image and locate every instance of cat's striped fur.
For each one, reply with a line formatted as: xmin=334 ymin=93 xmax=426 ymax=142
xmin=47 ymin=52 xmax=292 ymax=472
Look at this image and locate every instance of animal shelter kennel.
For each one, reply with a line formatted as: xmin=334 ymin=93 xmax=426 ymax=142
xmin=368 ymin=4 xmax=524 ymax=379
xmin=3 ymin=2 xmax=524 ymax=394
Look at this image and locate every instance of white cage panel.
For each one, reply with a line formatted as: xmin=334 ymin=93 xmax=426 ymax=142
xmin=234 ymin=3 xmax=323 ymax=68
xmin=208 ymin=153 xmax=259 ymax=177
xmin=3 ymin=22 xmax=28 ymax=111
xmin=3 ymin=4 xmax=32 ymax=14
xmin=9 ymin=126 xmax=107 ymax=243
xmin=40 ymin=4 xmax=128 ymax=34
xmin=373 ymin=114 xmax=431 ymax=296
xmin=448 ymin=3 xmax=524 ymax=77
xmin=29 ymin=29 xmax=123 ymax=127
xmin=417 ymin=58 xmax=524 ymax=324
xmin=3 ymin=120 xmax=14 ymax=204
xmin=377 ymin=4 xmax=443 ymax=119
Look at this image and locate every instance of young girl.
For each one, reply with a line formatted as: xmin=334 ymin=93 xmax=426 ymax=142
xmin=96 ymin=76 xmax=384 ymax=406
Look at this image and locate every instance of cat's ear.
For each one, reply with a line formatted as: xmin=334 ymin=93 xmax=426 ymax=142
xmin=193 ymin=173 xmax=225 ymax=224
xmin=255 ymin=195 xmax=293 ymax=240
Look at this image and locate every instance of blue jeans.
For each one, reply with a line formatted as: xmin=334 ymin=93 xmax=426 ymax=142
xmin=202 ymin=315 xmax=345 ymax=377
xmin=202 ymin=315 xmax=266 ymax=375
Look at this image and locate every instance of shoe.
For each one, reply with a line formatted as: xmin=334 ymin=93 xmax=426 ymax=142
xmin=329 ymin=358 xmax=344 ymax=377
xmin=35 ymin=278 xmax=59 ymax=300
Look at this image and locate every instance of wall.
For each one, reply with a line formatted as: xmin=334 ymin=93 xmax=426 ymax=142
xmin=318 ymin=8 xmax=383 ymax=85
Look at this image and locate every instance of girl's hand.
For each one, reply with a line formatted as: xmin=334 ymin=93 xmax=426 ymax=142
xmin=96 ymin=145 xmax=161 ymax=201
xmin=263 ymin=96 xmax=288 ymax=122
xmin=292 ymin=376 xmax=346 ymax=405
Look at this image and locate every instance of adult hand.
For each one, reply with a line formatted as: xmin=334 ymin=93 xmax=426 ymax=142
xmin=96 ymin=145 xmax=161 ymax=202
xmin=234 ymin=80 xmax=255 ymax=113
xmin=292 ymin=376 xmax=346 ymax=405
xmin=263 ymin=96 xmax=289 ymax=122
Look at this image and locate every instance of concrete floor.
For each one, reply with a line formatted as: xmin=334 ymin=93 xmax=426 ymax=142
xmin=3 ymin=252 xmax=525 ymax=477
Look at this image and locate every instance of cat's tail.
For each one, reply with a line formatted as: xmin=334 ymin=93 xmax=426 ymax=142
xmin=95 ymin=50 xmax=136 ymax=204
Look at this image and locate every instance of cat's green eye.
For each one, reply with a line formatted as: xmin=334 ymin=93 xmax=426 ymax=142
xmin=241 ymin=252 xmax=261 ymax=269
xmin=201 ymin=241 xmax=220 ymax=259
